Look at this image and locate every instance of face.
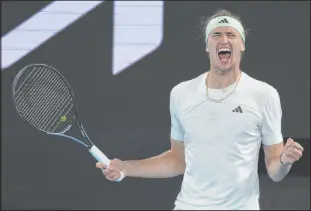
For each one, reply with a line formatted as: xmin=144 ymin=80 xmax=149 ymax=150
xmin=206 ymin=26 xmax=245 ymax=72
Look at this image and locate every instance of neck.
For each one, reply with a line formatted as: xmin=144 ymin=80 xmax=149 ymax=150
xmin=207 ymin=67 xmax=241 ymax=89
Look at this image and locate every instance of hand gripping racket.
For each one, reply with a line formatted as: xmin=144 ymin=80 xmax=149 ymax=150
xmin=12 ymin=64 xmax=125 ymax=182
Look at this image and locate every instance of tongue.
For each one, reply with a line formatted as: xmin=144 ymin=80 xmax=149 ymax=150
xmin=219 ymin=53 xmax=230 ymax=60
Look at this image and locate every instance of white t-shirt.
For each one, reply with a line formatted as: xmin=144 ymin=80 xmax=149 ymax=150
xmin=170 ymin=71 xmax=283 ymax=210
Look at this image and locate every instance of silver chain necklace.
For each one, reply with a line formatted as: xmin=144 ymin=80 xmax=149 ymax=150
xmin=206 ymin=71 xmax=241 ymax=103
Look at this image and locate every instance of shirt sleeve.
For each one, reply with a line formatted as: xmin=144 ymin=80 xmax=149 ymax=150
xmin=260 ymin=87 xmax=284 ymax=145
xmin=170 ymin=88 xmax=185 ymax=141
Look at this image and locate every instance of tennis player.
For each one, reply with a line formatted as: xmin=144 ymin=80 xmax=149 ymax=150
xmin=96 ymin=9 xmax=304 ymax=210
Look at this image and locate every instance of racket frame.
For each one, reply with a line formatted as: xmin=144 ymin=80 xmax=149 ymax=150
xmin=11 ymin=63 xmax=125 ymax=181
xmin=12 ymin=64 xmax=77 ymax=134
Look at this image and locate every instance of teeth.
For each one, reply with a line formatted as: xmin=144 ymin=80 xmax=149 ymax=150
xmin=218 ymin=48 xmax=231 ymax=53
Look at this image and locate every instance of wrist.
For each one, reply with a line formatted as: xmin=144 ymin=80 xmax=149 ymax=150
xmin=123 ymin=161 xmax=130 ymax=177
xmin=280 ymin=152 xmax=292 ymax=165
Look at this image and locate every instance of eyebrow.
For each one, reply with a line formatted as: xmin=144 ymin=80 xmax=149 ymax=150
xmin=213 ymin=32 xmax=236 ymax=35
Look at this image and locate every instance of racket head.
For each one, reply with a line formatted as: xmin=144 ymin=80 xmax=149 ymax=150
xmin=12 ymin=64 xmax=77 ymax=134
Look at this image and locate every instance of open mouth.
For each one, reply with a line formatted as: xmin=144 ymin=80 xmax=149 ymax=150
xmin=218 ymin=48 xmax=231 ymax=61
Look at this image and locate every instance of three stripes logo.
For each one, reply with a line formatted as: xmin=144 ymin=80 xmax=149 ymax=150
xmin=232 ymin=106 xmax=243 ymax=113
xmin=218 ymin=18 xmax=229 ymax=24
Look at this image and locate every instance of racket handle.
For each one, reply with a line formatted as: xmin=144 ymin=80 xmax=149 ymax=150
xmin=89 ymin=145 xmax=110 ymax=165
xmin=89 ymin=145 xmax=125 ymax=182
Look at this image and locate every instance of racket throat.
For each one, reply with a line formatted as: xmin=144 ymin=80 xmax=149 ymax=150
xmin=79 ymin=129 xmax=93 ymax=144
xmin=86 ymin=144 xmax=94 ymax=150
xmin=75 ymin=121 xmax=94 ymax=146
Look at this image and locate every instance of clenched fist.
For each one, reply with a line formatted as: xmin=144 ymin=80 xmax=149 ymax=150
xmin=281 ymin=138 xmax=304 ymax=164
xmin=96 ymin=158 xmax=126 ymax=182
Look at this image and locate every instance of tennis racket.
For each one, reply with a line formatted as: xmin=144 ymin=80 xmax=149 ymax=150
xmin=12 ymin=63 xmax=125 ymax=182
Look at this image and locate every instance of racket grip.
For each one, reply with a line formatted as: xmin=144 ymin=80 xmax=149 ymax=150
xmin=89 ymin=145 xmax=125 ymax=182
xmin=89 ymin=145 xmax=110 ymax=165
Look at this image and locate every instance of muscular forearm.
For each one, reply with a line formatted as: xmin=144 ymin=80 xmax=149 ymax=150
xmin=123 ymin=150 xmax=185 ymax=178
xmin=267 ymin=156 xmax=292 ymax=182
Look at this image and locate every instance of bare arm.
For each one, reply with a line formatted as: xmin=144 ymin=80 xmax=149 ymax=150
xmin=97 ymin=138 xmax=186 ymax=180
xmin=260 ymin=88 xmax=304 ymax=182
xmin=123 ymin=138 xmax=186 ymax=178
xmin=263 ymin=142 xmax=291 ymax=182
xmin=263 ymin=139 xmax=303 ymax=182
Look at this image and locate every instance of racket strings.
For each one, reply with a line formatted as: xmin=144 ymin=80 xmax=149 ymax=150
xmin=17 ymin=69 xmax=73 ymax=133
xmin=49 ymin=108 xmax=75 ymax=133
xmin=16 ymin=68 xmax=61 ymax=119
xmin=15 ymin=67 xmax=44 ymax=105
xmin=17 ymin=68 xmax=55 ymax=115
xmin=13 ymin=65 xmax=75 ymax=133
xmin=45 ymin=99 xmax=74 ymax=132
xmin=14 ymin=66 xmax=41 ymax=95
xmin=25 ymin=74 xmax=71 ymax=129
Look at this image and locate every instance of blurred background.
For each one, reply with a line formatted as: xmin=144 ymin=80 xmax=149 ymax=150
xmin=1 ymin=1 xmax=310 ymax=210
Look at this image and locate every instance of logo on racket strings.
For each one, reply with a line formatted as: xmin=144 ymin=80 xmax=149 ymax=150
xmin=60 ymin=116 xmax=67 ymax=122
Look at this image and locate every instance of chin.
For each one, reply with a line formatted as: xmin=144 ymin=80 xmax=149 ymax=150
xmin=215 ymin=64 xmax=234 ymax=73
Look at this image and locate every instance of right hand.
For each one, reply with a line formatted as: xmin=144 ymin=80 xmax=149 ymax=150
xmin=96 ymin=158 xmax=126 ymax=182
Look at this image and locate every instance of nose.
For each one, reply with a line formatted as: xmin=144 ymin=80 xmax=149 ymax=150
xmin=219 ymin=35 xmax=229 ymax=44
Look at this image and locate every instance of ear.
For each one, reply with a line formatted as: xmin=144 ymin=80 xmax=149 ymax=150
xmin=240 ymin=42 xmax=245 ymax=52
